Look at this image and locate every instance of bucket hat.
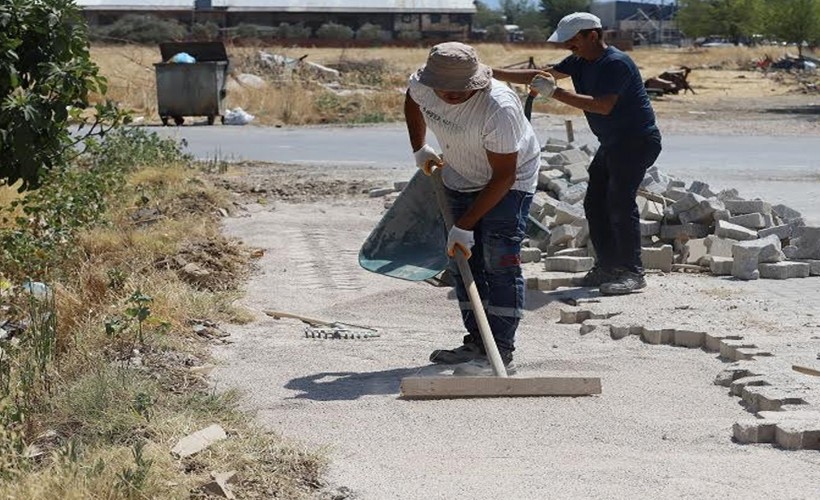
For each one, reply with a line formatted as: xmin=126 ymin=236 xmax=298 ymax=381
xmin=416 ymin=42 xmax=492 ymax=91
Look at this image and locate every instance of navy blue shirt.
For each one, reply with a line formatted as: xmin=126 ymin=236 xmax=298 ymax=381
xmin=554 ymin=46 xmax=657 ymax=146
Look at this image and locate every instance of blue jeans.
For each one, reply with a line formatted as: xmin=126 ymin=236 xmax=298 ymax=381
xmin=585 ymin=130 xmax=662 ymax=273
xmin=445 ymin=188 xmax=532 ymax=354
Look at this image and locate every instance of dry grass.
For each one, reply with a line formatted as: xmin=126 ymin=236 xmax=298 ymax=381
xmin=0 ymin=159 xmax=324 ymax=499
xmin=91 ymin=43 xmax=815 ymax=126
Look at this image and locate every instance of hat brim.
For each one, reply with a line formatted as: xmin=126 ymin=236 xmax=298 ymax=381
xmin=547 ymin=30 xmax=573 ymax=43
xmin=416 ymin=63 xmax=492 ymax=92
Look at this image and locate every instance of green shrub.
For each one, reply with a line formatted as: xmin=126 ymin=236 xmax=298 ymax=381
xmin=316 ymin=22 xmax=354 ymax=40
xmin=523 ymin=27 xmax=546 ymax=43
xmin=95 ymin=14 xmax=188 ymax=44
xmin=191 ymin=21 xmax=219 ymax=41
xmin=356 ymin=23 xmax=386 ymax=41
xmin=276 ymin=22 xmax=312 ymax=39
xmin=397 ymin=29 xmax=422 ymax=41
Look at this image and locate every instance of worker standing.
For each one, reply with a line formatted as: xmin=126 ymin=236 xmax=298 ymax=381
xmin=494 ymin=12 xmax=662 ymax=295
xmin=404 ymin=42 xmax=540 ymax=375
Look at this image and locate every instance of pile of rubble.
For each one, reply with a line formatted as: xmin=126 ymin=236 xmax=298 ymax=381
xmin=521 ymin=137 xmax=819 ymax=289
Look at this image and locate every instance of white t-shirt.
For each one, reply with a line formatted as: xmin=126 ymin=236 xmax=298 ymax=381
xmin=408 ymin=75 xmax=540 ymax=194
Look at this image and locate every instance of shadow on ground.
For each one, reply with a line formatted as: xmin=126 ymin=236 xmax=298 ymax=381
xmin=284 ymin=365 xmax=450 ymax=401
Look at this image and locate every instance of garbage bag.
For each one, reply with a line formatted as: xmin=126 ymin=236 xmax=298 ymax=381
xmin=223 ymin=107 xmax=255 ymax=126
xmin=170 ymin=52 xmax=196 ymax=64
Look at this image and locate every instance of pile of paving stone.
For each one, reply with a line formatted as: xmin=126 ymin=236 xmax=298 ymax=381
xmin=523 ymin=137 xmax=820 ymax=282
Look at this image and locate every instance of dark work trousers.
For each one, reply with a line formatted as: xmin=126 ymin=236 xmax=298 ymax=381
xmin=445 ymin=188 xmax=532 ymax=354
xmin=584 ymin=130 xmax=662 ymax=273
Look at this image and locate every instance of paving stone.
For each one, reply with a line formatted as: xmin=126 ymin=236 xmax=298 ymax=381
xmin=580 ymin=143 xmax=596 ymax=157
xmin=640 ymin=219 xmax=661 ymax=236
xmin=641 ymin=326 xmax=675 ymax=345
xmin=704 ymin=333 xmax=744 ymax=353
xmin=548 ymin=177 xmax=570 ymax=198
xmin=558 ymin=149 xmax=589 ymax=166
xmin=520 ymin=247 xmax=542 ymax=264
xmin=171 ymin=424 xmax=227 ymax=458
xmin=772 ymin=203 xmax=803 ymax=223
xmin=554 ymin=247 xmax=589 ymax=257
xmin=608 ymin=321 xmax=643 ymax=340
xmin=579 ymin=318 xmax=612 ymax=335
xmin=733 ymin=420 xmax=777 ymax=444
xmin=660 ymin=223 xmax=710 ymax=240
xmin=549 ymin=225 xmax=581 ymax=246
xmin=758 ymin=224 xmax=794 ymax=240
xmin=791 ymin=227 xmax=820 ymax=259
xmin=783 ymin=245 xmax=799 ymax=259
xmin=797 ymin=259 xmax=820 ymax=276
xmin=713 ymin=209 xmax=731 ymax=221
xmin=368 ymin=187 xmax=394 ymax=198
xmin=558 ymin=181 xmax=588 ymax=204
xmin=536 ymin=274 xmax=584 ymax=291
xmin=685 ymin=238 xmax=708 ymax=265
xmin=560 ymin=162 xmax=589 ymax=184
xmin=775 ymin=421 xmax=820 ymax=450
xmin=728 ymin=212 xmax=767 ymax=229
xmin=639 ymin=198 xmax=665 ymax=221
xmin=558 ymin=308 xmax=591 ymax=324
xmin=668 ymin=192 xmax=705 ymax=216
xmin=673 ymin=329 xmax=705 ymax=348
xmin=687 ymin=180 xmax=716 ymax=198
xmin=572 ymin=219 xmax=590 ymax=247
xmin=732 ymin=246 xmax=761 ymax=280
xmin=724 ymin=199 xmax=772 ymax=215
xmin=715 ymin=220 xmax=758 ymax=241
xmin=759 ymin=261 xmax=811 ymax=279
xmin=544 ymin=256 xmax=594 ymax=273
xmin=663 ymin=188 xmax=689 ymax=202
xmin=733 ymin=235 xmax=785 ymax=264
xmin=704 ymin=235 xmax=738 ymax=258
xmin=641 ymin=244 xmax=673 ymax=272
xmin=554 ymin=202 xmax=585 ymax=225
xmin=717 ymin=188 xmax=741 ymax=201
xmin=545 ymin=152 xmax=566 ymax=167
xmin=679 ymin=199 xmax=724 ymax=224
xmin=708 ymin=256 xmax=733 ymax=275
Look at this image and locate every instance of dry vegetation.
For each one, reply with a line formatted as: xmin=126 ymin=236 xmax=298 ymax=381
xmin=0 ymin=141 xmax=327 ymax=498
xmin=91 ymin=43 xmax=816 ymax=126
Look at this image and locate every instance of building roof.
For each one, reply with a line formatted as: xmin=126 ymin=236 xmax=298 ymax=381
xmin=77 ymin=0 xmax=477 ymax=13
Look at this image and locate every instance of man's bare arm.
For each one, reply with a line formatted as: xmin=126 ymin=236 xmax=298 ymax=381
xmin=455 ymin=150 xmax=517 ymax=230
xmin=551 ymin=88 xmax=619 ymax=115
xmin=404 ymin=90 xmax=426 ymax=151
xmin=492 ymin=67 xmax=569 ymax=84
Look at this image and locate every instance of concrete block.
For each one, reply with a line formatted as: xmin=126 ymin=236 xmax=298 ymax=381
xmin=679 ymin=199 xmax=724 ymax=224
xmin=544 ymin=256 xmax=594 ymax=273
xmin=713 ymin=209 xmax=731 ymax=221
xmin=580 ymin=143 xmax=596 ymax=157
xmin=537 ymin=196 xmax=561 ymax=219
xmin=640 ymin=219 xmax=661 ymax=236
xmin=639 ymin=199 xmax=665 ymax=221
xmin=548 ymin=177 xmax=570 ymax=198
xmin=733 ymin=420 xmax=777 ymax=444
xmin=775 ymin=422 xmax=820 ymax=451
xmin=663 ymin=188 xmax=689 ymax=202
xmin=526 ymin=277 xmax=539 ymax=290
xmin=559 ymin=308 xmax=590 ymax=324
xmin=783 ymin=245 xmax=799 ymax=259
xmin=520 ymin=247 xmax=542 ymax=264
xmin=660 ymin=223 xmax=710 ymax=240
xmin=536 ymin=275 xmax=583 ymax=291
xmin=761 ymin=213 xmax=774 ymax=228
xmin=550 ymin=225 xmax=581 ymax=246
xmin=368 ymin=187 xmax=394 ymax=198
xmin=572 ymin=219 xmax=590 ymax=247
xmin=558 ymin=149 xmax=589 ymax=166
xmin=558 ymin=181 xmax=587 ymax=205
xmin=728 ymin=213 xmax=767 ymax=229
xmin=579 ymin=319 xmax=612 ymax=335
xmin=731 ymin=246 xmax=761 ymax=280
xmin=715 ymin=220 xmax=758 ymax=241
xmin=724 ymin=199 xmax=772 ymax=215
xmin=171 ymin=424 xmax=227 ymax=458
xmin=758 ymin=262 xmax=811 ymax=279
xmin=554 ymin=202 xmax=585 ymax=225
xmin=772 ymin=203 xmax=803 ymax=223
xmin=797 ymin=259 xmax=820 ymax=276
xmin=641 ymin=245 xmax=673 ymax=272
xmin=717 ymin=188 xmax=741 ymax=201
xmin=758 ymin=224 xmax=794 ymax=240
xmin=673 ymin=329 xmax=705 ymax=348
xmin=685 ymin=238 xmax=708 ymax=265
xmin=641 ymin=327 xmax=674 ymax=345
xmin=708 ymin=256 xmax=734 ymax=275
xmin=545 ymin=153 xmax=565 ymax=167
xmin=554 ymin=247 xmax=589 ymax=257
xmin=668 ymin=192 xmax=705 ymax=216
xmin=792 ymin=227 xmax=820 ymax=259
xmin=704 ymin=235 xmax=737 ymax=258
xmin=733 ymin=234 xmax=785 ymax=263
xmin=688 ymin=180 xmax=716 ymax=198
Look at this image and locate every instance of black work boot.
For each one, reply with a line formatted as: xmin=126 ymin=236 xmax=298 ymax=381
xmin=429 ymin=335 xmax=483 ymax=364
xmin=599 ymin=269 xmax=647 ymax=295
xmin=579 ymin=265 xmax=616 ymax=287
xmin=453 ymin=349 xmax=517 ymax=376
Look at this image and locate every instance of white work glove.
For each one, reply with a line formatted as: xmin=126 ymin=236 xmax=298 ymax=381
xmin=447 ymin=226 xmax=474 ymax=259
xmin=413 ymin=144 xmax=443 ymax=176
xmin=531 ymin=74 xmax=557 ymax=98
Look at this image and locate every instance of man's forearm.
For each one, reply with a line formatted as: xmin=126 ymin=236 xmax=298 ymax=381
xmin=404 ymin=92 xmax=426 ymax=151
xmin=493 ymin=67 xmax=567 ymax=84
xmin=551 ymin=88 xmax=616 ymax=115
xmin=456 ymin=175 xmax=515 ymax=230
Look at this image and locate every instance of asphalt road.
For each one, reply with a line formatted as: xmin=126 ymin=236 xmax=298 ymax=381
xmin=151 ymin=122 xmax=820 ymax=223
